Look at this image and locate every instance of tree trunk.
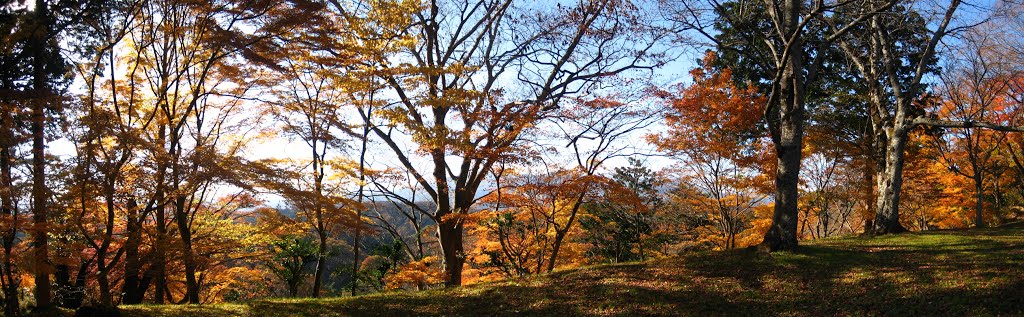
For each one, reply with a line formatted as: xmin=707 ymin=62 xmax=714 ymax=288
xmin=546 ymin=194 xmax=585 ymax=272
xmin=352 ymin=118 xmax=369 ymax=296
xmin=311 ymin=142 xmax=326 ymax=298
xmin=54 ymin=260 xmax=88 ymax=309
xmin=153 ymin=123 xmax=169 ymax=305
xmin=0 ymin=106 xmax=19 ymax=316
xmin=974 ymin=173 xmax=985 ymax=228
xmin=0 ymin=238 xmax=16 ymax=317
xmin=312 ymin=232 xmax=327 ymax=297
xmin=758 ymin=0 xmax=804 ymax=252
xmin=153 ymin=203 xmax=166 ymax=304
xmin=30 ymin=58 xmax=52 ymax=313
xmin=288 ymin=273 xmax=300 ymax=298
xmin=546 ymin=232 xmax=566 ymax=272
xmin=761 ymin=131 xmax=803 ymax=251
xmin=95 ymin=184 xmax=118 ymax=306
xmin=97 ymin=260 xmax=111 ymax=305
xmin=175 ymin=196 xmax=200 ymax=304
xmin=873 ymin=126 xmax=909 ymax=234
xmin=122 ymin=199 xmax=145 ymax=304
xmin=437 ymin=217 xmax=464 ymax=287
xmin=30 ymin=0 xmax=52 ymax=308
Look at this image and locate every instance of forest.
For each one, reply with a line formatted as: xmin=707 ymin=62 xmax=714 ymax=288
xmin=1 ymin=0 xmax=1024 ymax=315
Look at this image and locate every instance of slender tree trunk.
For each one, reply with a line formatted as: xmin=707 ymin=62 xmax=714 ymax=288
xmin=175 ymin=196 xmax=200 ymax=304
xmin=150 ymin=122 xmax=169 ymax=304
xmin=973 ymin=173 xmax=985 ymax=228
xmin=0 ymin=228 xmax=15 ymax=317
xmin=122 ymin=199 xmax=145 ymax=304
xmin=352 ymin=113 xmax=369 ymax=296
xmin=153 ymin=202 xmax=166 ymax=304
xmin=546 ymin=232 xmax=566 ymax=272
xmin=0 ymin=106 xmax=19 ymax=316
xmin=546 ymin=195 xmax=585 ymax=272
xmin=311 ymin=149 xmax=326 ymax=298
xmin=30 ymin=56 xmax=52 ymax=312
xmin=312 ymin=231 xmax=327 ymax=297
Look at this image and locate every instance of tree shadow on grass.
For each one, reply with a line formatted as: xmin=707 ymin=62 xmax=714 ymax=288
xmin=250 ymin=228 xmax=1024 ymax=317
xmin=674 ymin=230 xmax=1024 ymax=316
xmin=121 ymin=305 xmax=246 ymax=317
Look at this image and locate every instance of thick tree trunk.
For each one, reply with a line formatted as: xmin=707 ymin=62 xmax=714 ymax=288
xmin=54 ymin=260 xmax=88 ymax=309
xmin=873 ymin=126 xmax=909 ymax=234
xmin=30 ymin=0 xmax=52 ymax=308
xmin=437 ymin=218 xmax=464 ymax=287
xmin=122 ymin=200 xmax=145 ymax=304
xmin=97 ymin=261 xmax=110 ymax=305
xmin=761 ymin=130 xmax=803 ymax=251
xmin=758 ymin=0 xmax=804 ymax=252
xmin=288 ymin=274 xmax=300 ymax=297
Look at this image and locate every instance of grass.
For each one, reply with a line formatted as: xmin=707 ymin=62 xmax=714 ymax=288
xmin=122 ymin=227 xmax=1024 ymax=316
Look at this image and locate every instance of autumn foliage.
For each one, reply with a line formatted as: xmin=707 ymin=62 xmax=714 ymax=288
xmin=1 ymin=0 xmax=1024 ymax=314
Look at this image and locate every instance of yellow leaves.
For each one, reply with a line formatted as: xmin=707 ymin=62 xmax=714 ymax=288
xmin=386 ymin=256 xmax=445 ymax=290
xmin=210 ymin=266 xmax=276 ymax=302
xmin=439 ymin=212 xmax=481 ymax=225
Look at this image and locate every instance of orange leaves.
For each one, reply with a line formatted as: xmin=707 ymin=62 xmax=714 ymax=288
xmin=650 ymin=51 xmax=767 ymax=163
xmin=386 ymin=256 xmax=445 ymax=290
xmin=467 ymin=168 xmax=613 ymax=278
xmin=651 ymin=52 xmax=772 ymax=250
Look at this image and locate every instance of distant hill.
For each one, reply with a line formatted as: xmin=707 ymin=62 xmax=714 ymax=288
xmin=121 ymin=227 xmax=1024 ymax=316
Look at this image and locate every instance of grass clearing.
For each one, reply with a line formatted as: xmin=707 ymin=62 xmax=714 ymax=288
xmin=121 ymin=227 xmax=1024 ymax=316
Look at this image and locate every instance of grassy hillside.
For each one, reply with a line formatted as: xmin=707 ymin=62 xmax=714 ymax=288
xmin=122 ymin=227 xmax=1024 ymax=316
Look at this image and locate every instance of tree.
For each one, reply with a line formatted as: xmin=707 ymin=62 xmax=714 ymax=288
xmin=352 ymin=0 xmax=667 ymax=285
xmin=71 ymin=0 xmax=312 ymax=304
xmin=266 ymin=235 xmax=318 ymax=297
xmin=799 ymin=150 xmax=861 ymax=239
xmin=932 ymin=30 xmax=1023 ymax=228
xmin=829 ymin=0 xmax=962 ymax=234
xmin=668 ymin=0 xmax=897 ymax=250
xmin=471 ymin=168 xmax=610 ymax=277
xmin=581 ymin=158 xmax=661 ymax=262
xmin=0 ymin=0 xmax=107 ymax=310
xmin=651 ymin=52 xmax=770 ymax=250
xmin=263 ymin=51 xmax=358 ymax=299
